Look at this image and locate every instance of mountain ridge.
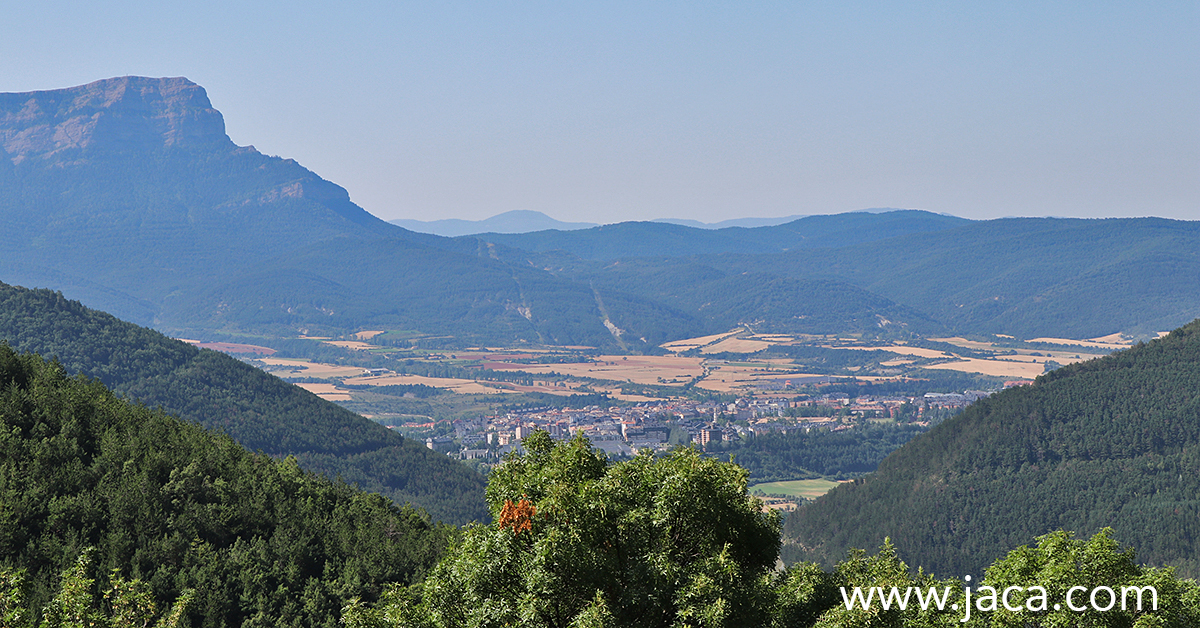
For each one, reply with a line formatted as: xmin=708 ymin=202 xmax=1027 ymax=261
xmin=477 ymin=210 xmax=972 ymax=260
xmin=0 ymin=76 xmax=231 ymax=159
xmin=0 ymin=77 xmax=684 ymax=349
xmin=4 ymin=76 xmax=1197 ymax=346
xmin=391 ymin=209 xmax=598 ymax=236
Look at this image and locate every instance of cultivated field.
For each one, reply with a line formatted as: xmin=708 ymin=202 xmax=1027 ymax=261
xmin=239 ymin=327 xmax=1132 ymax=412
xmin=258 ymin=357 xmax=365 ymax=378
xmin=697 ymin=361 xmax=829 ymax=393
xmin=661 ymin=329 xmax=743 ymax=352
xmin=751 ymin=478 xmax=847 ymax=500
xmin=509 ymin=355 xmax=706 ymax=386
xmin=925 ymin=357 xmax=1046 ymax=379
xmin=701 ymin=336 xmax=772 ymax=354
xmin=1028 ymin=337 xmax=1131 ymax=350
xmin=826 ymin=344 xmax=952 ymax=359
xmin=294 ymin=382 xmax=352 ymax=401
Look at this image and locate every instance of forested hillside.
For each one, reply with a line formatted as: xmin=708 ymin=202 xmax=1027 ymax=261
xmin=0 ymin=281 xmax=488 ymax=523
xmin=561 ymin=259 xmax=945 ymax=336
xmin=708 ymin=216 xmax=1200 ymax=338
xmin=0 ymin=346 xmax=454 ymax=627
xmin=477 ymin=210 xmax=970 ymax=260
xmin=783 ymin=317 xmax=1200 ymax=578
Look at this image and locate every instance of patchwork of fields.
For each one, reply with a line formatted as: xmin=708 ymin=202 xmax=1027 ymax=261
xmin=236 ymin=329 xmax=1132 ymax=423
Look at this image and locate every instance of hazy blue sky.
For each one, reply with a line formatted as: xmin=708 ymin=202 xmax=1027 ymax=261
xmin=4 ymin=2 xmax=1197 ymax=223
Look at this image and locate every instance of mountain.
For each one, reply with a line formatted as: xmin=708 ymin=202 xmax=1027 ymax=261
xmin=496 ymin=214 xmax=1200 ymax=339
xmin=653 ymin=215 xmax=809 ymax=229
xmin=713 ymin=217 xmax=1200 ymax=338
xmin=390 ymin=210 xmax=598 ymax=236
xmin=564 ymin=258 xmax=945 ymax=336
xmin=0 ymin=77 xmax=687 ymax=350
xmin=0 ymin=344 xmax=453 ymax=627
xmin=781 ymin=317 xmax=1200 ymax=578
xmin=5 ymin=77 xmax=1196 ymax=346
xmin=479 ymin=210 xmax=971 ymax=261
xmin=0 ymin=281 xmax=488 ymax=524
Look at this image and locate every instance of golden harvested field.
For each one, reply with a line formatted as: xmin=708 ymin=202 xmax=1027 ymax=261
xmin=926 ymin=358 xmax=1045 ymax=379
xmin=660 ymin=329 xmax=742 ymax=352
xmin=259 ymin=357 xmax=365 ymax=378
xmin=701 ymin=336 xmax=772 ymax=354
xmin=1089 ymin=332 xmax=1135 ymax=344
xmin=696 ymin=362 xmax=826 ymax=392
xmin=294 ymin=382 xmax=352 ymax=401
xmin=1028 ymin=336 xmax=1130 ymax=350
xmin=511 ymin=355 xmax=705 ymax=385
xmin=354 ymin=330 xmax=386 ymax=339
xmin=825 ymin=345 xmax=952 ymax=359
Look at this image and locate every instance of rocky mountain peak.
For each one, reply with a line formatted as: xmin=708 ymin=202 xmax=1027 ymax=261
xmin=0 ymin=76 xmax=232 ymax=163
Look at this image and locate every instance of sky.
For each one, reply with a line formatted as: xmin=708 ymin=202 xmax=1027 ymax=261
xmin=3 ymin=2 xmax=1197 ymax=224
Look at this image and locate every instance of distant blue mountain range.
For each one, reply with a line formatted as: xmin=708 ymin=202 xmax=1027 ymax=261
xmin=390 ymin=210 xmax=598 ymax=236
xmin=390 ymin=210 xmax=916 ymax=236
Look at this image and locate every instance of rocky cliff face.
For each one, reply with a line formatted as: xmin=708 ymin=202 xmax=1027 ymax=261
xmin=0 ymin=76 xmax=232 ymax=162
xmin=0 ymin=76 xmax=398 ymax=326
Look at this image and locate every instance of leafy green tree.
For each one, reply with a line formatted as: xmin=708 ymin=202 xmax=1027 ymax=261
xmin=0 ymin=550 xmax=192 ymax=628
xmin=345 ymin=432 xmax=782 ymax=627
xmin=773 ymin=541 xmax=961 ymax=628
xmin=969 ymin=529 xmax=1200 ymax=627
xmin=0 ymin=568 xmax=29 ymax=627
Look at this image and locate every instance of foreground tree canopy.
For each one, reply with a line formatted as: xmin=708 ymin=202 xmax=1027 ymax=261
xmin=347 ymin=431 xmax=783 ymax=627
xmin=3 ymin=342 xmax=1198 ymax=626
xmin=345 ymin=433 xmax=1200 ymax=627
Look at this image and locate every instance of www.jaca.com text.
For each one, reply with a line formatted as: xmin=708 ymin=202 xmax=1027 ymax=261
xmin=841 ymin=576 xmax=1158 ymax=622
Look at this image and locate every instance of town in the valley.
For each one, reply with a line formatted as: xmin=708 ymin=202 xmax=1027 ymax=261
xmin=429 ymin=387 xmax=1010 ymax=461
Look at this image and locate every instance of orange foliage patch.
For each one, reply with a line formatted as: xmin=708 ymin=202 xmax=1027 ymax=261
xmin=498 ymin=497 xmax=536 ymax=535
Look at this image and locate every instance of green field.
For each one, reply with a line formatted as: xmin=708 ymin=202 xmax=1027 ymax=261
xmin=751 ymin=478 xmax=846 ymax=500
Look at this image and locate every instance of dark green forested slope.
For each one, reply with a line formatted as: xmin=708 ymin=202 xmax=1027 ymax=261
xmin=714 ymin=217 xmax=1200 ymax=338
xmin=520 ymin=215 xmax=1200 ymax=340
xmin=0 ymin=282 xmax=488 ymax=524
xmin=0 ymin=345 xmax=454 ymax=627
xmin=562 ymin=257 xmax=944 ymax=336
xmin=783 ymin=318 xmax=1200 ymax=577
xmin=477 ymin=210 xmax=970 ymax=260
xmin=156 ymin=237 xmax=702 ymax=349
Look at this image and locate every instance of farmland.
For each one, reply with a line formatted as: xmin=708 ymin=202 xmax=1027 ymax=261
xmin=215 ymin=327 xmax=1141 ymax=429
xmin=751 ymin=478 xmax=848 ymax=500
